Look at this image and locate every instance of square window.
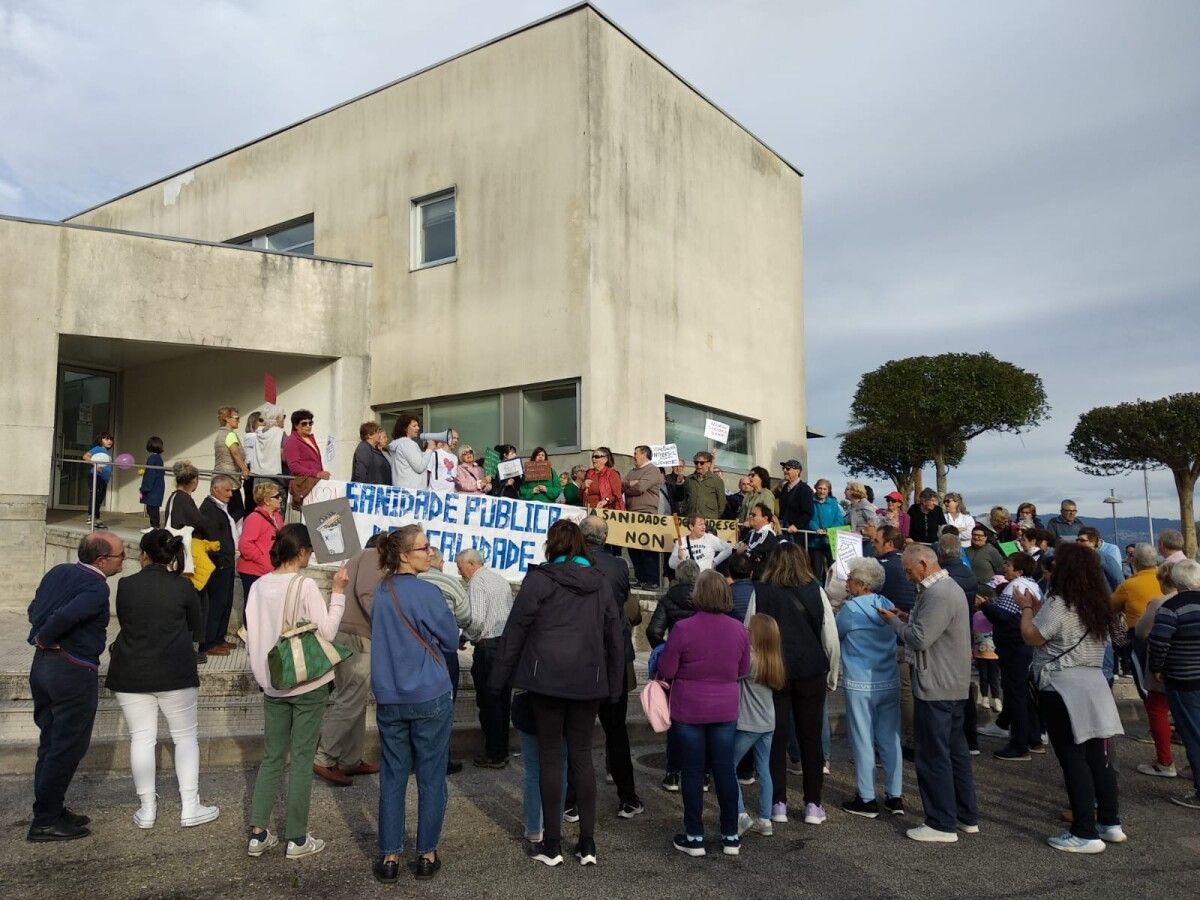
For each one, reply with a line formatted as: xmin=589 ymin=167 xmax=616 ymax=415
xmin=522 ymin=383 xmax=578 ymax=452
xmin=413 ymin=190 xmax=456 ymax=267
xmin=665 ymin=398 xmax=755 ymax=472
xmin=429 ymin=395 xmax=499 ymax=454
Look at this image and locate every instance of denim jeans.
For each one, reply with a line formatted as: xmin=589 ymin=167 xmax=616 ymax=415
xmin=517 ymin=728 xmax=567 ymax=839
xmin=30 ymin=651 xmax=99 ymax=826
xmin=844 ymin=688 xmax=902 ymax=803
xmin=1166 ymin=688 xmax=1200 ymax=794
xmin=913 ymin=698 xmax=978 ymax=833
xmin=734 ymin=729 xmax=773 ymax=819
xmin=377 ymin=692 xmax=454 ymax=855
xmin=675 ymin=720 xmax=738 ymax=839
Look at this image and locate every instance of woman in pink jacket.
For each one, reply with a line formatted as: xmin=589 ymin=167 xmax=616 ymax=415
xmin=237 ymin=482 xmax=285 ymax=600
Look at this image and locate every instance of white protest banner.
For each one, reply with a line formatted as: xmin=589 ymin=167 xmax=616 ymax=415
xmin=833 ymin=529 xmax=863 ymax=581
xmin=703 ymin=418 xmax=730 ymax=444
xmin=302 ymin=480 xmax=585 ymax=581
xmin=497 ymin=458 xmax=524 ymax=481
xmin=649 ymin=443 xmax=679 ymax=467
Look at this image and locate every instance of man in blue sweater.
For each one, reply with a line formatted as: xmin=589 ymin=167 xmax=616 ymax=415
xmin=1148 ymin=559 xmax=1200 ymax=810
xmin=26 ymin=531 xmax=125 ymax=842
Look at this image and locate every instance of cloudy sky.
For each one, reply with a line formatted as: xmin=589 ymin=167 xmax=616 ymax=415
xmin=2 ymin=0 xmax=1197 ymax=521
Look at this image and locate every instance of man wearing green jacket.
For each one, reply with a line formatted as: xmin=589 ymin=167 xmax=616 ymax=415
xmin=681 ymin=451 xmax=725 ymax=521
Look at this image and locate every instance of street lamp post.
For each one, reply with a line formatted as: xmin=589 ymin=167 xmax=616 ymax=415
xmin=1103 ymin=491 xmax=1122 ymax=547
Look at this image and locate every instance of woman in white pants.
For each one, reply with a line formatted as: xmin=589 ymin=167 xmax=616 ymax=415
xmin=106 ymin=530 xmax=218 ymax=828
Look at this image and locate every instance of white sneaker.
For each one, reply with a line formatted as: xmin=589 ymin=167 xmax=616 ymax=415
xmin=737 ymin=812 xmax=754 ymax=836
xmin=1097 ymin=823 xmax=1127 ymax=843
xmin=981 ymin=697 xmax=992 ymax=710
xmin=906 ymin=824 xmax=958 ymax=843
xmin=956 ymin=821 xmax=980 ymax=834
xmin=286 ymin=835 xmax=326 ymax=859
xmin=181 ymin=803 xmax=220 ymax=827
xmin=1047 ymin=832 xmax=1105 ymax=854
xmin=133 ymin=793 xmax=157 ymax=829
xmin=247 ymin=830 xmax=279 ymax=857
xmin=992 ymin=699 xmax=1003 ymax=714
xmin=1136 ymin=762 xmax=1178 ymax=778
xmin=750 ymin=817 xmax=773 ymax=836
xmin=978 ymin=722 xmax=1009 ymax=740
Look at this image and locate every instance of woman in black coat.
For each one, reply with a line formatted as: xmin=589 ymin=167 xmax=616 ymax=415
xmin=490 ymin=520 xmax=623 ymax=868
xmin=646 ymin=559 xmax=701 ymax=647
xmin=107 ymin=530 xmax=218 ymax=830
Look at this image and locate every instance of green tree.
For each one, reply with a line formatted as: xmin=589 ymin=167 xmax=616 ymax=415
xmin=849 ymin=352 xmax=1049 ymax=496
xmin=1067 ymin=393 xmax=1200 ymax=558
xmin=837 ymin=424 xmax=965 ymax=503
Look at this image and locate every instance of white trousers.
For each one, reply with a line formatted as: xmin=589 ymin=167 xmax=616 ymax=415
xmin=114 ymin=687 xmax=200 ymax=800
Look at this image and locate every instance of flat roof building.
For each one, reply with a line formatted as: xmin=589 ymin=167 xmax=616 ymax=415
xmin=0 ymin=3 xmax=804 ymax=602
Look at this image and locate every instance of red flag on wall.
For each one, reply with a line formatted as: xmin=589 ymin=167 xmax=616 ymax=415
xmin=264 ymin=373 xmax=277 ymax=404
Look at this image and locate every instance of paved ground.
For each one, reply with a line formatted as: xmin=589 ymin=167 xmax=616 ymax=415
xmin=2 ymin=733 xmax=1197 ymax=900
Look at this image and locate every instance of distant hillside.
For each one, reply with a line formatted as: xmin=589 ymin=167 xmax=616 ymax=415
xmin=1074 ymin=515 xmax=1183 ymax=547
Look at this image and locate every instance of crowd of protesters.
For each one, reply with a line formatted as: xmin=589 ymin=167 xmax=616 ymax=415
xmin=29 ymin=407 xmax=1200 ymax=878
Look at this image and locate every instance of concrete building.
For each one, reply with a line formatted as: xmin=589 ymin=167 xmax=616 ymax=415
xmin=0 ymin=3 xmax=805 ymax=603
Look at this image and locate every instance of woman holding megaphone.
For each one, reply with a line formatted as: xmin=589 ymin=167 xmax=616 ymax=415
xmin=388 ymin=415 xmax=437 ymax=490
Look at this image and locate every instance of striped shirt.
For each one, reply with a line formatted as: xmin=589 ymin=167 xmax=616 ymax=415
xmin=1030 ymin=594 xmax=1107 ymax=690
xmin=1149 ymin=589 xmax=1200 ymax=691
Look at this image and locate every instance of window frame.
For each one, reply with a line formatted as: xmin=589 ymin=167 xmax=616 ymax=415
xmin=410 ymin=187 xmax=458 ymax=271
xmin=664 ymin=395 xmax=757 ymax=470
xmin=226 ymin=216 xmax=315 ymax=256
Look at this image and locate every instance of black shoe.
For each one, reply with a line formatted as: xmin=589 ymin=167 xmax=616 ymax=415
xmin=563 ymin=805 xmax=580 ymax=823
xmin=901 ymin=746 xmax=915 ymax=761
xmin=662 ymin=772 xmax=681 ymax=792
xmin=61 ymin=808 xmax=90 ymax=827
xmin=473 ymin=755 xmax=508 ymax=769
xmin=574 ymin=836 xmax=597 ymax=865
xmin=446 ymin=760 xmax=463 ymax=775
xmin=529 ymin=840 xmax=563 ymax=866
xmin=884 ymin=796 xmax=905 ymax=816
xmin=411 ymin=853 xmax=441 ymax=881
xmin=373 ymin=857 xmax=400 ymax=883
xmin=841 ymin=795 xmax=880 ymax=818
xmin=993 ymin=746 xmax=1032 ymax=761
xmin=618 ymin=800 xmax=645 ymax=819
xmin=27 ymin=819 xmax=90 ymax=842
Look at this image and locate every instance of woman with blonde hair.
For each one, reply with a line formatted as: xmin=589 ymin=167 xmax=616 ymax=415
xmin=734 ymin=614 xmax=786 ymax=837
xmin=453 ymin=446 xmax=491 ymax=494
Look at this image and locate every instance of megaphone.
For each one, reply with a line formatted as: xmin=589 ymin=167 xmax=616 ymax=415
xmin=420 ymin=429 xmax=454 ymax=445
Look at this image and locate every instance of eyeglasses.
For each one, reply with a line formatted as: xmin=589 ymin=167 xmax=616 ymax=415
xmin=693 ymin=460 xmax=706 ymax=465
xmin=100 ymin=551 xmax=126 ymax=560
xmin=298 ymin=420 xmax=314 ymax=426
xmin=267 ymin=494 xmax=281 ymax=502
xmin=591 ymin=454 xmax=605 ymax=459
xmin=408 ymin=544 xmax=431 ymax=553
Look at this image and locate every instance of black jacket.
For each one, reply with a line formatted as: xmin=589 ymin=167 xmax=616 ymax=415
xmin=777 ymin=480 xmax=815 ymax=532
xmin=106 ymin=566 xmax=202 ymax=693
xmin=352 ymin=441 xmax=392 ymax=485
xmin=646 ymin=581 xmax=697 ymax=647
xmin=943 ymin=559 xmax=978 ymax=607
xmin=745 ymin=531 xmax=780 ymax=580
xmin=590 ymin=547 xmax=636 ymax=668
xmin=907 ymin=504 xmax=947 ymax=544
xmin=490 ymin=561 xmax=623 ymax=701
xmin=199 ymin=496 xmax=236 ymax=566
xmin=753 ymin=582 xmax=828 ymax=681
xmin=166 ymin=489 xmax=207 ymax=538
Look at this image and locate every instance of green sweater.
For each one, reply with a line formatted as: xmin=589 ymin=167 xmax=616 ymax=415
xmin=519 ymin=469 xmax=559 ymax=503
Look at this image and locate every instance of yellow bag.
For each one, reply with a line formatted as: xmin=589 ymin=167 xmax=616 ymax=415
xmin=189 ymin=538 xmax=220 ymax=591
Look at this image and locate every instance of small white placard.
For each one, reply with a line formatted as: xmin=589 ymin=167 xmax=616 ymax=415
xmin=325 ymin=435 xmax=336 ymax=466
xmin=833 ymin=530 xmax=864 ymax=581
xmin=497 ymin=458 xmax=524 ymax=480
xmin=650 ymin=443 xmax=680 ymax=467
xmin=703 ymin=418 xmax=730 ymax=444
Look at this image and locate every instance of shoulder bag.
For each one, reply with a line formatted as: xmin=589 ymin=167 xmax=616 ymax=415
xmin=163 ymin=493 xmax=196 ymax=574
xmin=640 ymin=679 xmax=672 ymax=733
xmin=386 ymin=579 xmax=448 ymax=670
xmin=267 ymin=573 xmax=352 ymax=690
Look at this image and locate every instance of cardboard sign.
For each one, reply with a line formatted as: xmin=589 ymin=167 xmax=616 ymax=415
xmin=302 ymin=480 xmax=586 ymax=580
xmin=497 ymin=458 xmax=524 ymax=481
xmin=301 ymin=497 xmax=362 ymax=564
xmin=523 ymin=459 xmax=553 ymax=483
xmin=650 ymin=444 xmax=679 ymax=467
xmin=596 ymin=508 xmax=738 ymax=551
xmin=833 ymin=529 xmax=863 ymax=581
xmin=704 ymin=418 xmax=730 ymax=444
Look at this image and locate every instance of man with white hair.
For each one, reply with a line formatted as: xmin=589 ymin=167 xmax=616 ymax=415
xmin=878 ymin=543 xmax=978 ymax=842
xmin=1148 ymin=559 xmax=1200 ymax=809
xmin=458 ymin=549 xmax=514 ymax=768
xmin=1158 ymin=529 xmax=1187 ymax=566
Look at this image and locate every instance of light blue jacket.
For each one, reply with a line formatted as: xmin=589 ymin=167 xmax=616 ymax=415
xmin=837 ymin=592 xmax=899 ymax=691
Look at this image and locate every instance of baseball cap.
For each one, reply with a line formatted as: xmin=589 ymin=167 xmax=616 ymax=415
xmin=779 ymin=459 xmax=803 ymax=470
xmin=885 ymin=491 xmax=904 ymax=502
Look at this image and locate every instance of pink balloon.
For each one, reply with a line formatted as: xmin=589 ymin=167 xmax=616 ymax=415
xmin=114 ymin=453 xmax=136 ymax=470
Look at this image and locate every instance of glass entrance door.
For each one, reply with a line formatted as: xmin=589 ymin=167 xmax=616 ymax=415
xmin=53 ymin=367 xmax=116 ymax=509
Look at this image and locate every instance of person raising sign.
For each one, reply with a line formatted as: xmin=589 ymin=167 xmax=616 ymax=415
xmin=670 ymin=515 xmax=733 ymax=574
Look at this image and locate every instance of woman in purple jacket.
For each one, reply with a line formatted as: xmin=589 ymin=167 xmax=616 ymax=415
xmin=658 ymin=570 xmax=750 ymax=858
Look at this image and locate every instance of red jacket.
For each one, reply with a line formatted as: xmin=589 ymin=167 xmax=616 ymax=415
xmin=283 ymin=433 xmax=324 ymax=476
xmin=584 ymin=467 xmax=624 ymax=510
xmin=237 ymin=508 xmax=284 ymax=577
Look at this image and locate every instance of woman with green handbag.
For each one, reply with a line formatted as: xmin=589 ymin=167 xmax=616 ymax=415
xmin=245 ymin=524 xmax=349 ymax=861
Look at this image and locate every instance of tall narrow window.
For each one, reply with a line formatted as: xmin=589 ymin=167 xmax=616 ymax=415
xmin=412 ymin=189 xmax=456 ymax=267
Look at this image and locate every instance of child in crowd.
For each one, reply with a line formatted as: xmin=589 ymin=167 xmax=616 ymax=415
xmin=972 ymin=604 xmax=1002 ymax=712
xmin=735 ymin=614 xmax=786 ymax=837
xmin=82 ymin=431 xmax=114 ymax=528
xmin=139 ymin=436 xmax=166 ymax=528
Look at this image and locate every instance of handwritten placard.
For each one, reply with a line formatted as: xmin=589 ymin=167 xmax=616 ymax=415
xmin=523 ymin=459 xmax=552 ymax=483
xmin=650 ymin=444 xmax=680 ymax=467
xmin=833 ymin=529 xmax=863 ymax=581
xmin=703 ymin=418 xmax=730 ymax=444
xmin=497 ymin=458 xmax=524 ymax=481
